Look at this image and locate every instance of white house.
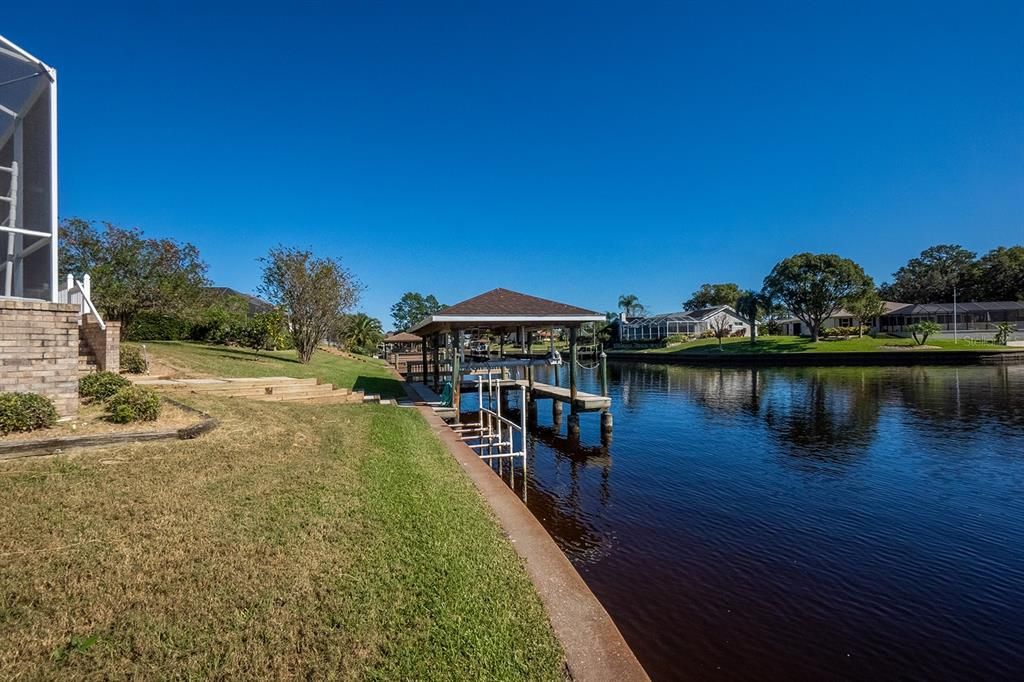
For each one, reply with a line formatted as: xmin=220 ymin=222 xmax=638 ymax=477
xmin=619 ymin=305 xmax=750 ymax=343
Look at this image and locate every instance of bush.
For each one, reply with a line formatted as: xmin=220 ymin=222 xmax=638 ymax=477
xmin=105 ymin=386 xmax=161 ymax=424
xmin=241 ymin=310 xmax=290 ymax=353
xmin=79 ymin=371 xmax=131 ymax=401
xmin=664 ymin=334 xmax=688 ymax=346
xmin=124 ymin=312 xmax=192 ymax=341
xmin=120 ymin=344 xmax=148 ymax=374
xmin=0 ymin=392 xmax=58 ymax=436
xmin=730 ymin=328 xmax=748 ymax=337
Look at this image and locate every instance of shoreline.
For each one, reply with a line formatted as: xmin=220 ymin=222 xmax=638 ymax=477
xmin=390 ymin=366 xmax=650 ymax=681
xmin=504 ymin=349 xmax=1024 ymax=367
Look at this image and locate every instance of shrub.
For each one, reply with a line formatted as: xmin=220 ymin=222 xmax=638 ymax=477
xmin=124 ymin=312 xmax=192 ymax=341
xmin=665 ymin=334 xmax=688 ymax=345
xmin=241 ymin=310 xmax=290 ymax=353
xmin=0 ymin=392 xmax=58 ymax=436
xmin=105 ymin=386 xmax=161 ymax=424
xmin=120 ymin=344 xmax=148 ymax=374
xmin=79 ymin=371 xmax=131 ymax=401
xmin=730 ymin=328 xmax=748 ymax=337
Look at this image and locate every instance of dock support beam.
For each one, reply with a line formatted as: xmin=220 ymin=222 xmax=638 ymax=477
xmin=600 ymin=349 xmax=608 ymax=397
xmin=568 ymin=327 xmax=578 ymax=408
xmin=432 ymin=332 xmax=441 ymax=392
xmin=600 ymin=409 xmax=613 ymax=444
xmin=552 ymin=400 xmax=562 ymax=427
xmin=568 ymin=412 xmax=581 ymax=441
xmin=421 ymin=334 xmax=428 ymax=384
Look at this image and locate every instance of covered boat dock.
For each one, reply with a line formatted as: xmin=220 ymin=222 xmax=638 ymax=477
xmin=407 ymin=288 xmax=613 ymax=441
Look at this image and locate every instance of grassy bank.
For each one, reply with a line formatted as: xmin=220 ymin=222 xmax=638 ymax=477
xmin=143 ymin=341 xmax=405 ymax=399
xmin=0 ymin=397 xmax=564 ymax=679
xmin=633 ymin=335 xmax=1008 ymax=355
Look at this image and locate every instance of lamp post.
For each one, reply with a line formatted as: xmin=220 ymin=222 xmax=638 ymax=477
xmin=953 ymin=285 xmax=958 ymax=344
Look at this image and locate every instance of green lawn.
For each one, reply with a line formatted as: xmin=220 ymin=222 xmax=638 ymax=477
xmin=0 ymin=397 xmax=564 ymax=679
xmin=635 ymin=334 xmax=1010 ymax=355
xmin=143 ymin=341 xmax=406 ymax=399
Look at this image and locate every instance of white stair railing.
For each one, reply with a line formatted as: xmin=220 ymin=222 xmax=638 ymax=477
xmin=58 ymin=273 xmax=105 ymax=330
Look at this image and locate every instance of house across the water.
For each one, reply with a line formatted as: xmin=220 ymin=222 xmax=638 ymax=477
xmin=780 ymin=301 xmax=1024 ymax=340
xmin=618 ymin=305 xmax=750 ymax=343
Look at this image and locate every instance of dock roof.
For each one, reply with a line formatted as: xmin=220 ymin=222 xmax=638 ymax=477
xmin=408 ymin=288 xmax=603 ymax=335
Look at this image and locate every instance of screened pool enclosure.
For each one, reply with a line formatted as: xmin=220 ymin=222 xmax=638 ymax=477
xmin=1 ymin=35 xmax=57 ymax=301
xmin=620 ymin=312 xmax=699 ymax=342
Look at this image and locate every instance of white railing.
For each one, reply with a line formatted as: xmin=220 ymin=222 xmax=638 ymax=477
xmin=451 ymin=370 xmax=529 ymax=499
xmin=58 ymin=273 xmax=105 ymax=330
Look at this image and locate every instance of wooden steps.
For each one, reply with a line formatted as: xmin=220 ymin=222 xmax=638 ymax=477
xmin=131 ymin=376 xmax=395 ymax=406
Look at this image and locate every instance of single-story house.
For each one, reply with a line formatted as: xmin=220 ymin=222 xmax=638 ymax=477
xmin=619 ymin=305 xmax=750 ymax=343
xmin=778 ymin=301 xmax=906 ymax=336
xmin=780 ymin=301 xmax=1024 ymax=340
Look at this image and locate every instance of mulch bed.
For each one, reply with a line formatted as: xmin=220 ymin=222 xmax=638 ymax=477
xmin=0 ymin=398 xmax=217 ymax=460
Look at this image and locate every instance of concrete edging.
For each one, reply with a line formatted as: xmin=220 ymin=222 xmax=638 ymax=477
xmin=390 ymin=369 xmax=648 ymax=681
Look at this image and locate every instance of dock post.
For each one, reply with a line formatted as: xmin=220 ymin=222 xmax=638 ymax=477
xmin=568 ymin=412 xmax=581 ymax=441
xmin=452 ymin=330 xmax=462 ymax=413
xmin=600 ymin=409 xmax=613 ymax=444
xmin=420 ymin=334 xmax=428 ymax=384
xmin=552 ymin=400 xmax=562 ymax=427
xmin=432 ymin=332 xmax=441 ymax=392
xmin=568 ymin=327 xmax=578 ymax=408
xmin=600 ymin=348 xmax=608 ymax=397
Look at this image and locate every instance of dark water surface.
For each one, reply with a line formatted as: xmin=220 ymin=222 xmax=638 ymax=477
xmin=478 ymin=363 xmax=1024 ymax=680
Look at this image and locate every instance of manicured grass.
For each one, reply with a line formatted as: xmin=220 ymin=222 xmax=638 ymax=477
xmin=636 ymin=335 xmax=1010 ymax=355
xmin=144 ymin=341 xmax=406 ymax=399
xmin=0 ymin=398 xmax=564 ymax=679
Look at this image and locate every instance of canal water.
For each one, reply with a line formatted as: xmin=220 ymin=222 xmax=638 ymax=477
xmin=487 ymin=362 xmax=1024 ymax=680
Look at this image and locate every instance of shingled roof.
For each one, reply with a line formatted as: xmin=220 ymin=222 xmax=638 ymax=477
xmin=408 ymin=288 xmax=603 ymax=335
xmin=440 ymin=288 xmax=597 ymax=317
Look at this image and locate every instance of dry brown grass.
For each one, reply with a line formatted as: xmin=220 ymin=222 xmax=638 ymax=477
xmin=0 ymin=401 xmax=199 ymax=443
xmin=0 ymin=397 xmax=563 ymax=679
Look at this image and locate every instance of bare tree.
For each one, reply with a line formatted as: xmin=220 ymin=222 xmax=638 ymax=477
xmin=259 ymin=246 xmax=362 ymax=363
xmin=708 ymin=313 xmax=733 ymax=351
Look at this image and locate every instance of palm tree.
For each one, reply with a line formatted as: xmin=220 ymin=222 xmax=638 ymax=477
xmin=339 ymin=313 xmax=384 ymax=354
xmin=735 ymin=290 xmax=763 ymax=345
xmin=617 ymin=294 xmax=645 ymax=319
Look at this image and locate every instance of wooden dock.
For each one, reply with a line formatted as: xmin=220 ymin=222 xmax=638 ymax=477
xmin=515 ymin=380 xmax=610 ymax=411
xmin=459 ymin=377 xmax=610 ymax=412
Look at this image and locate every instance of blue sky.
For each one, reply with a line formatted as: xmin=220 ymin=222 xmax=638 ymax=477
xmin=6 ymin=1 xmax=1023 ymax=326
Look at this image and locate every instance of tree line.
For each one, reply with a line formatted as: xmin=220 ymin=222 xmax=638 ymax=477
xmin=617 ymin=242 xmax=1022 ymax=342
xmin=62 ymin=218 xmax=377 ymax=363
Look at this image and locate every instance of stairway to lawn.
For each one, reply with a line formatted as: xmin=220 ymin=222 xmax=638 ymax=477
xmin=139 ymin=342 xmax=407 ymax=402
xmin=133 ymin=376 xmax=400 ymax=405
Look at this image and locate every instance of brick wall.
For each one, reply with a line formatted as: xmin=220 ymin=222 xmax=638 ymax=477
xmin=80 ymin=317 xmax=121 ymax=372
xmin=0 ymin=300 xmax=79 ymax=417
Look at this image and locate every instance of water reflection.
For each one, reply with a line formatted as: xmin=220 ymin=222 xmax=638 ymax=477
xmin=510 ymin=361 xmax=1024 ymax=680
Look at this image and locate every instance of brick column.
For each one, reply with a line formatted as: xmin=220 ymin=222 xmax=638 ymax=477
xmin=80 ymin=317 xmax=121 ymax=372
xmin=0 ymin=300 xmax=80 ymax=417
